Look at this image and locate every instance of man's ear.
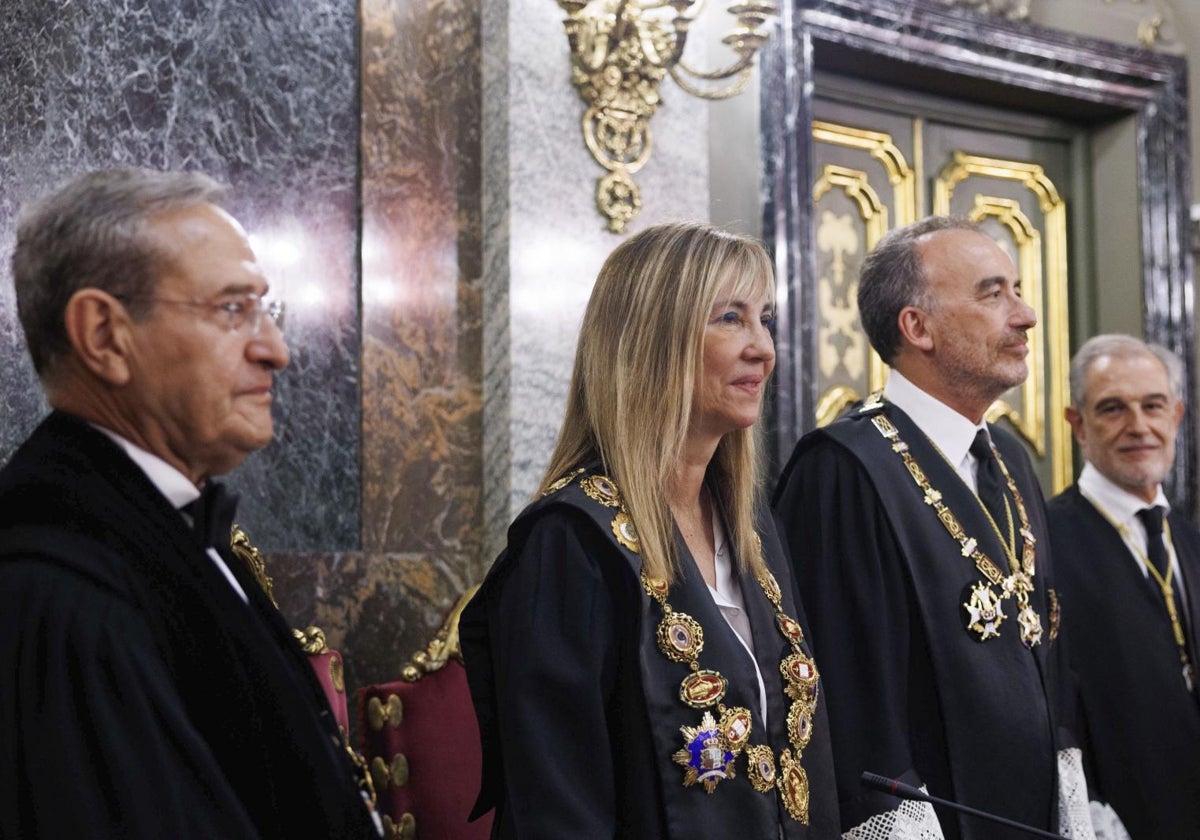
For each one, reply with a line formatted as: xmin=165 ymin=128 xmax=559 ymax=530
xmin=897 ymin=305 xmax=934 ymax=352
xmin=62 ymin=289 xmax=135 ymax=386
xmin=1065 ymin=405 xmax=1086 ymax=446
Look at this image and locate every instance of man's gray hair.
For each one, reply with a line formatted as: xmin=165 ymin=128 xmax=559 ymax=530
xmin=12 ymin=168 xmax=226 ymax=377
xmin=857 ymin=215 xmax=981 ymax=364
xmin=1069 ymin=333 xmax=1184 ymax=407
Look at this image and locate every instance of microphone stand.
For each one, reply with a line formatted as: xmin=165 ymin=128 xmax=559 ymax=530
xmin=860 ymin=772 xmax=1069 ymax=840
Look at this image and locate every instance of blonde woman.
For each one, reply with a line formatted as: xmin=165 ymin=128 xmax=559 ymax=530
xmin=462 ymin=223 xmax=837 ymax=838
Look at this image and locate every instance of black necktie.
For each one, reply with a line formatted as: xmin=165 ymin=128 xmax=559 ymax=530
xmin=1138 ymin=506 xmax=1172 ymax=582
xmin=970 ymin=429 xmax=1008 ymax=529
xmin=183 ymin=481 xmax=238 ymax=550
xmin=1137 ymin=505 xmax=1193 ymax=647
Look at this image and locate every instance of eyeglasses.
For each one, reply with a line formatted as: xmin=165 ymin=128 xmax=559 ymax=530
xmin=118 ymin=293 xmax=285 ymax=335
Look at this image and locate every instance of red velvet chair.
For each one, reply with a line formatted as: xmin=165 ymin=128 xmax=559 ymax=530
xmin=229 ymin=526 xmax=352 ymax=737
xmin=357 ymin=586 xmax=492 ymax=840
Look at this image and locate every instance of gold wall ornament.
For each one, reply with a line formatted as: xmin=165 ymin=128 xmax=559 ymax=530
xmin=1100 ymin=0 xmax=1179 ymax=50
xmin=557 ymin=0 xmax=777 ymax=231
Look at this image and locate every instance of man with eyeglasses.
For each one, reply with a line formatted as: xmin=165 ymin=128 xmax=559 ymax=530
xmin=0 ymin=169 xmax=381 ymax=838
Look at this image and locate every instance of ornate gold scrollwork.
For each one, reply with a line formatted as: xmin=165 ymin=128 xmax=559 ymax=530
xmin=230 ymin=524 xmax=279 ymax=608
xmin=400 ymin=585 xmax=479 ymax=682
xmin=935 ymin=152 xmax=1072 ymax=491
xmin=558 ymin=0 xmax=776 ymax=231
xmin=812 ymin=121 xmax=918 ymax=227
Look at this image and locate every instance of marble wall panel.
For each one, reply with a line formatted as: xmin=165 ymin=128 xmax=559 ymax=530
xmin=355 ymin=0 xmax=486 ymax=682
xmin=361 ymin=0 xmax=482 ymax=556
xmin=0 ymin=0 xmax=360 ymax=551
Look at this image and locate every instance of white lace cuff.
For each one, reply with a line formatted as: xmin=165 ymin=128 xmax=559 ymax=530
xmin=843 ymin=788 xmax=944 ymax=840
xmin=1087 ymin=800 xmax=1131 ymax=840
xmin=1056 ymin=747 xmax=1096 ymax=839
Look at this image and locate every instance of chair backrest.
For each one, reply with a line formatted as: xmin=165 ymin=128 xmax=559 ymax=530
xmin=229 ymin=526 xmax=351 ymax=736
xmin=357 ymin=586 xmax=492 ymax=840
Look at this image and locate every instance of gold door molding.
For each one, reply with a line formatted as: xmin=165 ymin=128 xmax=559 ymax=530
xmin=813 ymin=121 xmax=918 ymax=226
xmin=935 ymin=152 xmax=1072 ymax=492
xmin=812 ymin=121 xmax=917 ymax=426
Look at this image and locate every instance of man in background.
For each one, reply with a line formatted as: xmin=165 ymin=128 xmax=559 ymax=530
xmin=0 ymin=169 xmax=380 ymax=837
xmin=1047 ymin=333 xmax=1200 ymax=839
xmin=774 ymin=216 xmax=1092 ymax=838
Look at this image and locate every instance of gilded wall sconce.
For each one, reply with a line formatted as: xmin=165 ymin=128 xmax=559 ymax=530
xmin=557 ymin=0 xmax=777 ymax=232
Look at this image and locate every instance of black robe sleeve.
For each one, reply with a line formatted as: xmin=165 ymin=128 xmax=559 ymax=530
xmin=476 ymin=508 xmax=627 ymax=838
xmin=0 ymin=558 xmax=260 ymax=838
xmin=774 ymin=438 xmax=948 ymax=831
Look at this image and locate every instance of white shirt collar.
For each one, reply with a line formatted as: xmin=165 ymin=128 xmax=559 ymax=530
xmin=92 ymin=424 xmax=248 ymax=603
xmin=92 ymin=425 xmax=201 ymax=508
xmin=884 ymin=369 xmax=986 ymax=483
xmin=1077 ymin=461 xmax=1170 ymax=526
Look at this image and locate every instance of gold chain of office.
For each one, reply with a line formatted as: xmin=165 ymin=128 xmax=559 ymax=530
xmin=865 ymin=398 xmax=1044 ymax=648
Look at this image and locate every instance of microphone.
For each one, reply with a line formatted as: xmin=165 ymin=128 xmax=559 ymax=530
xmin=860 ymin=772 xmax=1068 ymax=840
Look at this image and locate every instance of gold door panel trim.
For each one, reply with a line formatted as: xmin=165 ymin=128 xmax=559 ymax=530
xmin=934 ymin=152 xmax=1072 ymax=492
xmin=811 ymin=119 xmax=918 ymax=428
xmin=813 ymin=164 xmax=889 ymax=425
xmin=812 ymin=120 xmax=917 ymax=226
xmin=816 ymin=385 xmax=862 ymax=429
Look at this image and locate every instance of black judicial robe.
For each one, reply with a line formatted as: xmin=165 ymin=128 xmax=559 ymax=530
xmin=1047 ymin=485 xmax=1200 ymax=840
xmin=0 ymin=411 xmax=379 ymax=838
xmin=773 ymin=402 xmax=1071 ymax=839
xmin=461 ymin=466 xmax=840 ymax=839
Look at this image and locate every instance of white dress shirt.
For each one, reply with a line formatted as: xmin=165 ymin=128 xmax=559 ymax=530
xmin=1078 ymin=461 xmax=1185 ymax=600
xmin=708 ymin=515 xmax=769 ymax=728
xmin=884 ymin=369 xmax=992 ymax=492
xmin=93 ymin=426 xmax=249 ymax=603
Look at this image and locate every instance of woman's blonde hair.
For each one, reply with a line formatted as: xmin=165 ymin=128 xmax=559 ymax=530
xmin=538 ymin=221 xmax=776 ymax=583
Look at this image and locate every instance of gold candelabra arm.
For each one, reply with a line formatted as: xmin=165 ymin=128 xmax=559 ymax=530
xmin=668 ymin=62 xmax=753 ymax=99
xmin=557 ymin=0 xmax=774 ymax=229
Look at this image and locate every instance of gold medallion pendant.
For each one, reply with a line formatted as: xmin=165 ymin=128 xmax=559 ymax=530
xmin=674 ymin=711 xmax=738 ymax=793
xmin=746 ymin=744 xmax=777 ymax=793
xmin=780 ymin=652 xmax=819 ymax=700
xmin=777 ymin=748 xmax=810 ymax=824
xmin=719 ymin=707 xmax=753 ymax=752
xmin=679 ymin=670 xmax=727 ymax=709
xmin=786 ymin=701 xmax=814 ymax=750
xmin=580 ymin=474 xmax=621 ymax=507
xmin=657 ymin=612 xmax=704 ymax=663
xmin=963 ymin=582 xmax=1006 ymax=641
xmin=777 ymin=614 xmax=805 ymax=645
xmin=612 ymin=510 xmax=640 ymax=553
